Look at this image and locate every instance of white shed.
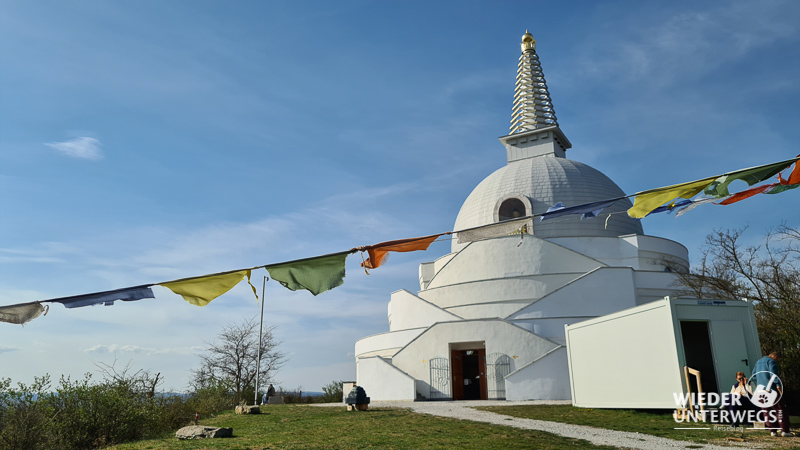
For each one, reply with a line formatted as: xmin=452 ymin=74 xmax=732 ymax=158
xmin=565 ymin=297 xmax=761 ymax=409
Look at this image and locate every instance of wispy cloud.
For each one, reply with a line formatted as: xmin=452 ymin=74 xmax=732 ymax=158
xmin=83 ymin=344 xmax=204 ymax=355
xmin=0 ymin=346 xmax=19 ymax=354
xmin=45 ymin=137 xmax=103 ymax=161
xmin=573 ymin=0 xmax=798 ymax=88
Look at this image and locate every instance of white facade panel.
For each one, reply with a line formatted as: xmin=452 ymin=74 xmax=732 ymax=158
xmin=566 ymin=300 xmax=683 ymax=408
xmin=506 ymin=347 xmax=571 ymax=401
xmin=357 ymin=357 xmax=417 ymax=401
xmin=388 ymin=289 xmax=461 ymax=332
xmin=566 ymin=298 xmax=761 ymax=409
xmin=508 ymin=267 xmax=637 ymax=320
xmin=355 ymin=328 xmax=426 ymax=357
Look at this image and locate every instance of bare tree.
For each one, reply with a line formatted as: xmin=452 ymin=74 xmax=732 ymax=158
xmin=190 ymin=318 xmax=286 ymax=402
xmin=671 ymin=224 xmax=800 ymax=403
xmin=93 ymin=358 xmax=162 ymax=398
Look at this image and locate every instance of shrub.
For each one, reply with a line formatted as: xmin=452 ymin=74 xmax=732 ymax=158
xmin=186 ymin=383 xmax=235 ymax=418
xmin=0 ymin=376 xmax=55 ymax=450
xmin=321 ymin=380 xmax=344 ymax=403
xmin=0 ymin=371 xmax=237 ymax=450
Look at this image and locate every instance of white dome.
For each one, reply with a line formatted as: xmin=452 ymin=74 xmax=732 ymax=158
xmin=452 ymin=155 xmax=643 ymax=252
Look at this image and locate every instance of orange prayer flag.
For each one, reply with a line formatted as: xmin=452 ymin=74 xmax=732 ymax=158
xmin=718 ymin=183 xmax=776 ymax=205
xmin=779 ymin=156 xmax=800 ymax=186
xmin=362 ymin=234 xmax=443 ymax=269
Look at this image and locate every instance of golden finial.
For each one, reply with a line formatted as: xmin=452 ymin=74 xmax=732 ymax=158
xmin=522 ymin=30 xmax=533 ymax=42
xmin=521 ymin=30 xmax=535 ymax=52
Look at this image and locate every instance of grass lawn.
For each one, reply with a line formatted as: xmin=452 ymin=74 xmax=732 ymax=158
xmin=476 ymin=404 xmax=800 ymax=447
xmin=109 ymin=405 xmax=616 ymax=449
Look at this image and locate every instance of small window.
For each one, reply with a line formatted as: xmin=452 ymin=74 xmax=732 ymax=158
xmin=498 ymin=198 xmax=526 ymax=222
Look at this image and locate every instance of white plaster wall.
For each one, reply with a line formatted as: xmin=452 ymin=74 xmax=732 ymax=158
xmin=419 ymin=253 xmax=458 ymax=289
xmin=427 ymin=237 xmax=604 ymax=290
xmin=445 ymin=300 xmax=533 ymax=320
xmin=355 ymin=328 xmax=426 ymax=358
xmin=508 ymin=267 xmax=637 ymax=320
xmin=566 ymin=301 xmax=684 ymax=408
xmin=626 ymin=235 xmax=689 ymax=265
xmin=548 ymin=235 xmax=689 ymax=271
xmin=356 ymin=348 xmax=402 ymax=359
xmin=419 ymin=253 xmax=457 ymax=289
xmin=510 ymin=317 xmax=591 ymax=344
xmin=391 ymin=319 xmax=559 ymax=390
xmin=506 ymin=347 xmax=572 ymax=400
xmin=419 ymin=274 xmax=585 ymax=310
xmin=633 ymin=271 xmax=682 ymax=305
xmin=356 ymin=357 xmax=417 ymax=401
xmin=388 ymin=290 xmax=461 ymax=332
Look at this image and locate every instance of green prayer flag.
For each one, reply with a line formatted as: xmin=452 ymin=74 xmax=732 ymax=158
xmin=266 ymin=252 xmax=348 ymax=296
xmin=704 ymin=160 xmax=797 ymax=198
xmin=765 ymin=183 xmax=800 ymax=195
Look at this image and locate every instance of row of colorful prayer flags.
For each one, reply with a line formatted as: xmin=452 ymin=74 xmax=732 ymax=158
xmin=627 ymin=156 xmax=800 ymax=218
xmin=2 ymin=156 xmax=798 ymax=326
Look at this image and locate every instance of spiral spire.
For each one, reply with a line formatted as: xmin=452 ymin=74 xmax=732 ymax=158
xmin=510 ymin=31 xmax=558 ymax=134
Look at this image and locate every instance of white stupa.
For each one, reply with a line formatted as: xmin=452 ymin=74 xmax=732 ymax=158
xmin=354 ymin=32 xmax=690 ymax=401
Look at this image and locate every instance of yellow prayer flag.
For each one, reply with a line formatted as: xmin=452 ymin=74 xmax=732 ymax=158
xmin=161 ymin=270 xmax=253 ymax=307
xmin=628 ymin=177 xmax=717 ymax=219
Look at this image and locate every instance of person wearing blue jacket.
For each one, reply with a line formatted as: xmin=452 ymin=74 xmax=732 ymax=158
xmin=752 ymin=352 xmax=793 ymax=437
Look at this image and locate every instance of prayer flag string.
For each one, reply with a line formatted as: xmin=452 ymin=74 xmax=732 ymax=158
xmin=2 ymin=156 xmax=799 ymax=324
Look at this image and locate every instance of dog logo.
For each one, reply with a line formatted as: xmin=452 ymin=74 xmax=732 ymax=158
xmin=749 ymin=372 xmax=782 ymax=408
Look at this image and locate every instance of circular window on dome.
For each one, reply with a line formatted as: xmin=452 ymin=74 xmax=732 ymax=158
xmin=498 ymin=198 xmax=527 ymax=222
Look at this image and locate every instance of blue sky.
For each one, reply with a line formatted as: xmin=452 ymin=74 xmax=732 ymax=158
xmin=1 ymin=0 xmax=798 ymax=392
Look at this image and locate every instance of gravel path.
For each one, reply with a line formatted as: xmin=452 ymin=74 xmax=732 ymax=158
xmin=315 ymin=400 xmax=746 ymax=449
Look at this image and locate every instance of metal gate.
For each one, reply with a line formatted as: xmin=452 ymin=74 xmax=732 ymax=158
xmin=486 ymin=353 xmax=512 ymax=399
xmin=428 ymin=357 xmax=451 ymax=399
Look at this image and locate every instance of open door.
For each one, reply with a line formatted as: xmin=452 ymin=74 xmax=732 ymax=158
xmin=451 ymin=348 xmax=488 ymax=400
xmin=451 ymin=348 xmax=464 ymax=400
xmin=478 ymin=348 xmax=488 ymax=400
xmin=680 ymin=321 xmax=719 ymax=394
xmin=710 ymin=321 xmax=751 ymax=388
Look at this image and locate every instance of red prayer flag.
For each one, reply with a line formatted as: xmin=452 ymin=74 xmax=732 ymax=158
xmin=718 ymin=183 xmax=777 ymax=205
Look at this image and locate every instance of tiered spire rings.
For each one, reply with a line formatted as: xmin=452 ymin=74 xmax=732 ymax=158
xmin=510 ymin=31 xmax=558 ymax=134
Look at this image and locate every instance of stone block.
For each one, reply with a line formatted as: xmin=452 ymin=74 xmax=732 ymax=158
xmin=176 ymin=426 xmax=233 ymax=440
xmin=346 ymin=403 xmax=368 ymax=411
xmin=235 ymin=405 xmax=261 ymax=414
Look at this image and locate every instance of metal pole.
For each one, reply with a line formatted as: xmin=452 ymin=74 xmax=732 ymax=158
xmin=254 ymin=275 xmax=267 ymax=405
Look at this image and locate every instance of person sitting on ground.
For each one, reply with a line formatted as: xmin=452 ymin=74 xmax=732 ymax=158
xmin=728 ymin=371 xmax=755 ymax=426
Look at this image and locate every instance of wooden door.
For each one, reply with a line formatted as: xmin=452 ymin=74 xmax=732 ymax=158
xmin=451 ymin=349 xmax=464 ymax=400
xmin=478 ymin=349 xmax=488 ymax=400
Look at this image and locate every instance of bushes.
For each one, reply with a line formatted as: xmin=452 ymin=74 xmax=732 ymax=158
xmin=0 ymin=373 xmax=235 ymax=450
xmin=0 ymin=376 xmax=53 ymax=450
xmin=186 ymin=383 xmax=236 ymax=417
xmin=321 ymin=380 xmax=344 ymax=403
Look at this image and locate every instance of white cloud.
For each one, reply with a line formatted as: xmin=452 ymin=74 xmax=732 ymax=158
xmin=0 ymin=346 xmax=19 ymax=354
xmin=45 ymin=137 xmax=103 ymax=161
xmin=83 ymin=344 xmax=204 ymax=355
xmin=572 ymin=0 xmax=798 ymax=88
